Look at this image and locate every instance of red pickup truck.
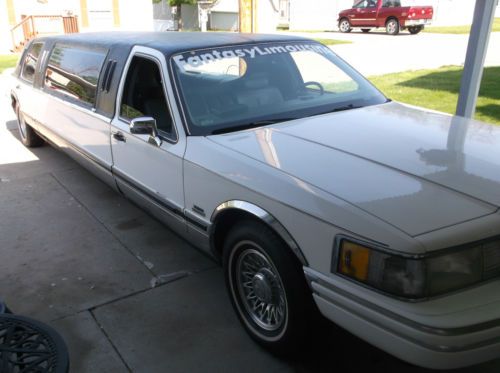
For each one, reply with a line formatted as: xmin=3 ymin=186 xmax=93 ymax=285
xmin=338 ymin=0 xmax=433 ymax=35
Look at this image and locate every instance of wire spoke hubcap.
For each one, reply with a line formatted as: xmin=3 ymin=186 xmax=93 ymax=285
xmin=236 ymin=248 xmax=286 ymax=331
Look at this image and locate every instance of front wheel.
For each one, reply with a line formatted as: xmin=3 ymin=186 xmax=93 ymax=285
xmin=223 ymin=220 xmax=314 ymax=354
xmin=386 ymin=18 xmax=400 ymax=35
xmin=408 ymin=26 xmax=423 ymax=34
xmin=338 ymin=18 xmax=352 ymax=33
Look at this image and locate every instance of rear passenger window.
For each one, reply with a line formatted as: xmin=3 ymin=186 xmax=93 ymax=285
xmin=120 ymin=56 xmax=174 ymax=137
xmin=21 ymin=42 xmax=43 ymax=83
xmin=44 ymin=44 xmax=107 ymax=106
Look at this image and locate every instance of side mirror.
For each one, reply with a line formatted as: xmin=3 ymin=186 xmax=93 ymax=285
xmin=130 ymin=116 xmax=157 ymax=135
xmin=129 ymin=116 xmax=162 ymax=147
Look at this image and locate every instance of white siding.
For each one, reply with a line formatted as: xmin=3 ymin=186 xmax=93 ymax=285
xmin=289 ymin=0 xmax=351 ymax=31
xmin=118 ymin=0 xmax=154 ymax=31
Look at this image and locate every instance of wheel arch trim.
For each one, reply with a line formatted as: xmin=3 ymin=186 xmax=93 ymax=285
xmin=210 ymin=200 xmax=308 ymax=266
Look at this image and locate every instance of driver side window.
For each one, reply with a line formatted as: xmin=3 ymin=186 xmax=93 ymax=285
xmin=120 ymin=56 xmax=174 ymax=138
xmin=354 ymin=0 xmax=376 ymax=8
xmin=382 ymin=0 xmax=400 ymax=7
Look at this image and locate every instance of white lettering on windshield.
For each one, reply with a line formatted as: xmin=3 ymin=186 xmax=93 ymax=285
xmin=173 ymin=43 xmax=332 ymax=69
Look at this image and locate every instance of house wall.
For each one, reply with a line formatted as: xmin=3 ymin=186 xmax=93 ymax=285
xmin=256 ymin=0 xmax=280 ymax=32
xmin=210 ymin=12 xmax=238 ymax=31
xmin=117 ymin=0 xmax=154 ymax=31
xmin=180 ymin=4 xmax=199 ymax=30
xmin=0 ymin=0 xmax=11 ymax=53
xmin=289 ymin=0 xmax=351 ymax=31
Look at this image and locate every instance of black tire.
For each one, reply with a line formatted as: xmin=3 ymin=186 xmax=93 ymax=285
xmin=361 ymin=28 xmax=371 ymax=33
xmin=15 ymin=102 xmax=44 ymax=147
xmin=408 ymin=26 xmax=423 ymax=34
xmin=338 ymin=18 xmax=352 ymax=33
xmin=386 ymin=18 xmax=400 ymax=35
xmin=223 ymin=220 xmax=314 ymax=354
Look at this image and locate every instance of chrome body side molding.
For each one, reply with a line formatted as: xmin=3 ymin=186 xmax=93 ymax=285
xmin=211 ymin=200 xmax=308 ymax=266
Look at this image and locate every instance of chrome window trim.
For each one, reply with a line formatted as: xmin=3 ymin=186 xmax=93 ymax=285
xmin=211 ymin=200 xmax=308 ymax=266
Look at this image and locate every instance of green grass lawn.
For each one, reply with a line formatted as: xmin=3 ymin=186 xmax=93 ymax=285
xmin=369 ymin=66 xmax=500 ymax=125
xmin=313 ymin=38 xmax=351 ymax=45
xmin=0 ymin=54 xmax=19 ymax=74
xmin=424 ymin=18 xmax=500 ymax=34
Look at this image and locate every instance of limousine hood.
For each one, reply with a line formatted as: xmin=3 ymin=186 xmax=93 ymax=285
xmin=209 ymin=102 xmax=500 ymax=236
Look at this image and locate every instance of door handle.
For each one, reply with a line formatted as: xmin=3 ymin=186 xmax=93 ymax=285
xmin=15 ymin=84 xmax=20 ymax=89
xmin=113 ymin=131 xmax=126 ymax=142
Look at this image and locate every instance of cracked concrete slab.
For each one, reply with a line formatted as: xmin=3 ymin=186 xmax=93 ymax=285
xmin=50 ymin=311 xmax=129 ymax=373
xmin=92 ymin=269 xmax=291 ymax=373
xmin=0 ymin=172 xmax=153 ymax=321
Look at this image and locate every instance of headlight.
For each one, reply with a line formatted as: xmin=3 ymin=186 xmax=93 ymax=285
xmin=335 ymin=237 xmax=498 ymax=300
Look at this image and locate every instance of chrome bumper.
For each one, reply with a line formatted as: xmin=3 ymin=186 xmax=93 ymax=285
xmin=405 ymin=19 xmax=431 ymax=27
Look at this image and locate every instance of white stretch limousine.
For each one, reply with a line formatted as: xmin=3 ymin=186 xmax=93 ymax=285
xmin=11 ymin=32 xmax=500 ymax=369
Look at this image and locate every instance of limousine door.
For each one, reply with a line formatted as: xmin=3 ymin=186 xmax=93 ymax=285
xmin=110 ymin=47 xmax=187 ymax=235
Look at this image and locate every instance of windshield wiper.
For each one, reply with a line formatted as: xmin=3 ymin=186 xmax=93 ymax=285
xmin=316 ymin=104 xmax=364 ymax=116
xmin=211 ymin=118 xmax=297 ymax=135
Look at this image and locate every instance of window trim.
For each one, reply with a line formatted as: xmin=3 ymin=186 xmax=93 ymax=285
xmin=42 ymin=42 xmax=108 ymax=110
xmin=116 ymin=49 xmax=179 ymax=144
xmin=20 ymin=42 xmax=45 ymax=85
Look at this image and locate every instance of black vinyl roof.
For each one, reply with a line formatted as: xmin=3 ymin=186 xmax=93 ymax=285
xmin=37 ymin=31 xmax=311 ymax=56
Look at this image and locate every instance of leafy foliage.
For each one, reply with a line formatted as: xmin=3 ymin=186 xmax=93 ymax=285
xmin=168 ymin=0 xmax=197 ymax=5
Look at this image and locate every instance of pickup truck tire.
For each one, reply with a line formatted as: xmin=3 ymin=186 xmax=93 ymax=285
xmin=223 ymin=220 xmax=314 ymax=354
xmin=408 ymin=26 xmax=423 ymax=34
xmin=338 ymin=18 xmax=352 ymax=33
xmin=361 ymin=28 xmax=371 ymax=33
xmin=386 ymin=18 xmax=400 ymax=35
xmin=15 ymin=103 xmax=44 ymax=148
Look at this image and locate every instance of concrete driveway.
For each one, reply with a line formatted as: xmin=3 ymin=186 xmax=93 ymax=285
xmin=1 ymin=70 xmax=500 ymax=372
xmin=278 ymin=30 xmax=500 ymax=76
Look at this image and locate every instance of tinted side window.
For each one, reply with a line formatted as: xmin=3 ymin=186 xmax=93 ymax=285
xmin=382 ymin=0 xmax=401 ymax=7
xmin=21 ymin=43 xmax=43 ymax=83
xmin=120 ymin=56 xmax=174 ymax=136
xmin=45 ymin=44 xmax=107 ymax=106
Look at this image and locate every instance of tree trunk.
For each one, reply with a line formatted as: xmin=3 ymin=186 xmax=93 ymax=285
xmin=177 ymin=5 xmax=183 ymax=30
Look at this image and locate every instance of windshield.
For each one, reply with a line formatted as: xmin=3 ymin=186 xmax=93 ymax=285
xmin=171 ymin=41 xmax=387 ymax=135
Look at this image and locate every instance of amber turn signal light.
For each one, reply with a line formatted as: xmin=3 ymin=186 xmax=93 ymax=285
xmin=338 ymin=241 xmax=371 ymax=281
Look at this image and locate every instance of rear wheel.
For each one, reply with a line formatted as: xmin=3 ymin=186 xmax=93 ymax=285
xmin=338 ymin=18 xmax=352 ymax=33
xmin=223 ymin=220 xmax=314 ymax=354
xmin=361 ymin=28 xmax=371 ymax=33
xmin=408 ymin=26 xmax=423 ymax=34
xmin=386 ymin=18 xmax=400 ymax=35
xmin=15 ymin=102 xmax=43 ymax=147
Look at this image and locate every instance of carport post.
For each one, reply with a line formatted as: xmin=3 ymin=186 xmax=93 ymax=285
xmin=455 ymin=0 xmax=498 ymax=118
